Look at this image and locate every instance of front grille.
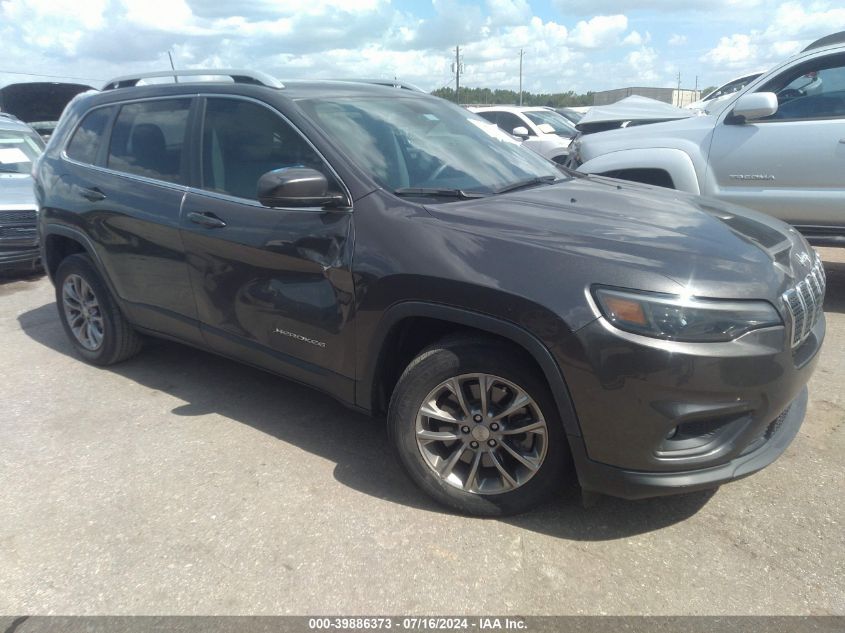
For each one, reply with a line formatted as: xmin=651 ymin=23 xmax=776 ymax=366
xmin=0 ymin=209 xmax=37 ymax=224
xmin=782 ymin=255 xmax=826 ymax=347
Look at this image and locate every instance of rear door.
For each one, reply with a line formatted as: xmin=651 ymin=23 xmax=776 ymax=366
xmin=60 ymin=98 xmax=201 ymax=342
xmin=179 ymin=96 xmax=356 ymax=396
xmin=708 ymin=52 xmax=845 ymax=233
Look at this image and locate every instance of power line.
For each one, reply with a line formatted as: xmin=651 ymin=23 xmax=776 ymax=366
xmin=0 ymin=69 xmax=106 ymax=83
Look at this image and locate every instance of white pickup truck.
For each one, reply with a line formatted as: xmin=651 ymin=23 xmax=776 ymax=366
xmin=571 ymin=31 xmax=845 ymax=245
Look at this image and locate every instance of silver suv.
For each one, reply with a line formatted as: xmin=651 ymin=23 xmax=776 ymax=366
xmin=0 ymin=113 xmax=44 ymax=273
xmin=571 ymin=31 xmax=845 ymax=245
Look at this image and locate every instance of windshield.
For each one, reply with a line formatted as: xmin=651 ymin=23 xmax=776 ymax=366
xmin=298 ymin=96 xmax=562 ymax=195
xmin=523 ymin=110 xmax=576 ymax=137
xmin=0 ymin=129 xmax=44 ymax=173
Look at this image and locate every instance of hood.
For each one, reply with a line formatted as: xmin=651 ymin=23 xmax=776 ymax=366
xmin=424 ymin=176 xmax=808 ymax=302
xmin=0 ymin=82 xmax=94 ymax=124
xmin=0 ymin=173 xmax=37 ymax=206
xmin=578 ymin=112 xmax=716 ymax=161
xmin=577 ymin=96 xmax=696 ymax=134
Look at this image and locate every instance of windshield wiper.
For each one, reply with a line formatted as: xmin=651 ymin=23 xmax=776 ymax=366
xmin=494 ymin=175 xmax=560 ymax=194
xmin=393 ymin=187 xmax=488 ymax=200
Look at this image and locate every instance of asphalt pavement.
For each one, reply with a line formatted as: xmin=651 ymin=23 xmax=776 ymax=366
xmin=1 ymin=248 xmax=843 ymax=616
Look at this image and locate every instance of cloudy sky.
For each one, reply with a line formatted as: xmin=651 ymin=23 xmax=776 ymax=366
xmin=1 ymin=0 xmax=843 ymax=94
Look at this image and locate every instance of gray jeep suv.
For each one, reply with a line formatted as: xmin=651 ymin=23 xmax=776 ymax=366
xmin=34 ymin=70 xmax=825 ymax=515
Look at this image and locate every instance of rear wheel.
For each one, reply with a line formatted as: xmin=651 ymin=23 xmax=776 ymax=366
xmin=55 ymin=254 xmax=142 ymax=365
xmin=388 ymin=337 xmax=571 ymax=516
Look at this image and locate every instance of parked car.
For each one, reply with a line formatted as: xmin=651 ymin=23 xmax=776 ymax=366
xmin=36 ymin=69 xmax=823 ymax=516
xmin=0 ymin=113 xmax=44 ymax=274
xmin=575 ymin=95 xmax=696 ymax=135
xmin=571 ymin=31 xmax=845 ymax=245
xmin=685 ymin=71 xmax=765 ymax=112
xmin=0 ymin=82 xmax=94 ymax=140
xmin=469 ymin=105 xmax=575 ymax=163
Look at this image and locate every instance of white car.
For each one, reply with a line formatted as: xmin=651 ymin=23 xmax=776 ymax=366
xmin=685 ymin=71 xmax=765 ymax=111
xmin=468 ymin=106 xmax=574 ymax=164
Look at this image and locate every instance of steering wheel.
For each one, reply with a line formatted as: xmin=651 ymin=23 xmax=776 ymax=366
xmin=425 ymin=163 xmax=450 ymax=183
xmin=778 ymin=88 xmax=805 ymax=103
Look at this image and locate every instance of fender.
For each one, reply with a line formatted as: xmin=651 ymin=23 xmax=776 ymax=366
xmin=41 ymin=223 xmax=122 ymax=301
xmin=579 ymin=147 xmax=701 ymax=195
xmin=358 ymin=301 xmax=583 ymax=438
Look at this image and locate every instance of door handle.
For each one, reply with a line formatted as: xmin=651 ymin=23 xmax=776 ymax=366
xmin=80 ymin=187 xmax=106 ymax=202
xmin=187 ymin=211 xmax=227 ymax=229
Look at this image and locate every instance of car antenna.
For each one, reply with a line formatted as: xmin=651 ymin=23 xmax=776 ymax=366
xmin=167 ymin=50 xmax=178 ymax=84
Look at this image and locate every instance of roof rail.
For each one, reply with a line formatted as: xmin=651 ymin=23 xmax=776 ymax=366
xmin=802 ymin=31 xmax=845 ymax=52
xmin=102 ymin=69 xmax=284 ymax=91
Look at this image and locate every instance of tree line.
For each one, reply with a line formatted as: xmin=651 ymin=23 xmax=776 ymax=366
xmin=431 ymin=86 xmax=594 ymax=107
xmin=431 ymin=86 xmax=719 ymax=107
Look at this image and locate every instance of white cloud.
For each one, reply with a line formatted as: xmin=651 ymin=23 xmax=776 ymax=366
xmin=486 ymin=0 xmax=531 ymax=27
xmin=2 ymin=0 xmax=841 ymax=98
xmin=568 ymin=14 xmax=628 ymax=48
xmin=622 ymin=30 xmax=644 ymax=46
xmin=700 ymin=1 xmax=845 ymax=71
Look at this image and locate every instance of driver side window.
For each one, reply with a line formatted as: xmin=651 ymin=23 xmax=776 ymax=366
xmin=201 ymin=98 xmax=333 ymax=200
xmin=757 ymin=53 xmax=845 ymax=121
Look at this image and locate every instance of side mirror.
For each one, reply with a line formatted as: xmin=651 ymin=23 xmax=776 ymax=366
xmin=256 ymin=167 xmax=346 ymax=208
xmin=512 ymin=126 xmax=530 ymax=139
xmin=729 ymin=92 xmax=778 ymax=123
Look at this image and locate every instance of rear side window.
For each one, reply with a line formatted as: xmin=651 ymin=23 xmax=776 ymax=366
xmin=107 ymin=99 xmax=191 ymax=184
xmin=66 ymin=107 xmax=112 ymax=164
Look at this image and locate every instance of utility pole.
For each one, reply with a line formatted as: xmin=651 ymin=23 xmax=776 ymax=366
xmin=676 ymin=71 xmax=681 ymax=106
xmin=451 ymin=46 xmax=463 ymax=104
xmin=519 ymin=48 xmax=524 ymax=106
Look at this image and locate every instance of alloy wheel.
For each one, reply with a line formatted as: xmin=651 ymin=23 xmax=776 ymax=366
xmin=62 ymin=274 xmax=104 ymax=351
xmin=415 ymin=373 xmax=548 ymax=494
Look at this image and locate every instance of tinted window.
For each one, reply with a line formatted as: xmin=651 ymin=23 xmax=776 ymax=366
xmin=476 ymin=111 xmax=498 ymax=124
xmin=66 ymin=107 xmax=111 ymax=164
xmin=758 ymin=54 xmax=845 ymax=121
xmin=496 ymin=112 xmax=530 ymax=136
xmin=107 ymin=99 xmax=190 ymax=183
xmin=201 ymin=98 xmax=328 ymax=200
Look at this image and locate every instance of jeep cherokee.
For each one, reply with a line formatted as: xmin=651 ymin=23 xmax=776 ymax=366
xmin=34 ymin=70 xmax=825 ymax=516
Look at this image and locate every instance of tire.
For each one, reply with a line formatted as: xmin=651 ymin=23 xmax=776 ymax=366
xmin=54 ymin=253 xmax=142 ymax=366
xmin=388 ymin=336 xmax=572 ymax=516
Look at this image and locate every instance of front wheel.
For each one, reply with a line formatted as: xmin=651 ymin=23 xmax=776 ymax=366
xmin=388 ymin=337 xmax=572 ymax=516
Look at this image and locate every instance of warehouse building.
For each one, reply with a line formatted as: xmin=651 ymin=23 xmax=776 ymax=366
xmin=592 ymin=87 xmax=701 ymax=107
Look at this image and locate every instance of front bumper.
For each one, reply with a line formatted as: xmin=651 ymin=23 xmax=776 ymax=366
xmin=0 ymin=246 xmax=41 ymax=271
xmin=571 ymin=387 xmax=807 ymax=499
xmin=561 ymin=310 xmax=823 ymax=499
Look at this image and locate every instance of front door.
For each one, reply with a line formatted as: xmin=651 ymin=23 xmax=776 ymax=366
xmin=708 ymin=52 xmax=845 ymax=232
xmin=179 ymin=96 xmax=356 ymax=397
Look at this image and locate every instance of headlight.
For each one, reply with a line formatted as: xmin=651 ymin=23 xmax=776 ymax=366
xmin=593 ymin=287 xmax=782 ymax=342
